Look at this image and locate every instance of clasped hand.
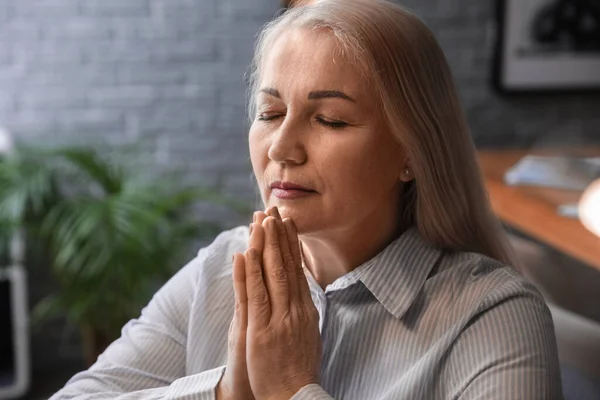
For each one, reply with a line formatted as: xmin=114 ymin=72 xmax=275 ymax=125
xmin=217 ymin=207 xmax=322 ymax=400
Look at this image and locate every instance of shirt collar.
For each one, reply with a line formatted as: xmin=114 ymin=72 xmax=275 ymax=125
xmin=355 ymin=226 xmax=442 ymax=320
xmin=303 ymin=226 xmax=442 ymax=320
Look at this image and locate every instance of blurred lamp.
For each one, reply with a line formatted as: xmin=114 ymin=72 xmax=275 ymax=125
xmin=579 ymin=179 xmax=600 ymax=238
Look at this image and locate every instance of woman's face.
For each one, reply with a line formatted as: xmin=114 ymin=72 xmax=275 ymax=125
xmin=249 ymin=28 xmax=407 ymax=235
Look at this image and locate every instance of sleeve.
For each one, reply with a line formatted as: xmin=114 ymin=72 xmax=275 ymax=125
xmin=291 ymin=384 xmax=335 ymax=400
xmin=449 ymin=275 xmax=564 ymax=400
xmin=49 ymin=229 xmax=241 ymax=400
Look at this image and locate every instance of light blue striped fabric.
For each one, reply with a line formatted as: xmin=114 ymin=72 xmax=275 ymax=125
xmin=50 ymin=226 xmax=563 ymax=399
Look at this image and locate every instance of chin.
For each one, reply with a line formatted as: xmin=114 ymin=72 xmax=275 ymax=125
xmin=265 ymin=203 xmax=311 ymax=234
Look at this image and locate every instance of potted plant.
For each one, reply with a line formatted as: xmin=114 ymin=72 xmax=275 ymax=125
xmin=0 ymin=144 xmax=243 ymax=365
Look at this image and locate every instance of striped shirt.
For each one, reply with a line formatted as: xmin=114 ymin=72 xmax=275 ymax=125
xmin=51 ymin=226 xmax=563 ymax=399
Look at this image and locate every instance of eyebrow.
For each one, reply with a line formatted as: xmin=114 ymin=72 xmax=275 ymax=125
xmin=260 ymin=87 xmax=356 ymax=103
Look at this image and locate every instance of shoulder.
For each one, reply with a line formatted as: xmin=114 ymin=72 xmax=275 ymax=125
xmin=192 ymin=225 xmax=250 ymax=283
xmin=432 ymin=251 xmax=544 ymax=308
xmin=422 ymin=251 xmax=554 ymax=339
xmin=196 ymin=225 xmax=250 ymax=265
xmin=431 ymin=253 xmax=562 ymax=396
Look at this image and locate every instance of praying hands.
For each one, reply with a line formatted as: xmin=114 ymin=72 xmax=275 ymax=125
xmin=216 ymin=207 xmax=322 ymax=400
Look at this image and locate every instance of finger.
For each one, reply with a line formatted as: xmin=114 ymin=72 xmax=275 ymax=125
xmin=279 ymin=218 xmax=300 ymax=305
xmin=269 ymin=205 xmax=282 ymax=221
xmin=249 ymin=222 xmax=265 ymax=255
xmin=254 ymin=211 xmax=267 ymax=225
xmin=286 ymin=219 xmax=313 ymax=308
xmin=283 ymin=218 xmax=305 ymax=301
xmin=245 ymin=247 xmax=271 ymax=327
xmin=262 ymin=216 xmax=289 ymax=318
xmin=232 ymin=253 xmax=248 ymax=330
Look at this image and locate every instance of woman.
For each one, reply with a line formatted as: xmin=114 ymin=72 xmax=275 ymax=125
xmin=51 ymin=0 xmax=563 ymax=399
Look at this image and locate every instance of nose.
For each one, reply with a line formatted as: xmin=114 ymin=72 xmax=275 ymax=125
xmin=267 ymin=117 xmax=307 ymax=165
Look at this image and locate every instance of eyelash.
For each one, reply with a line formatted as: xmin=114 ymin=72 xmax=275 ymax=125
xmin=257 ymin=114 xmax=348 ymax=129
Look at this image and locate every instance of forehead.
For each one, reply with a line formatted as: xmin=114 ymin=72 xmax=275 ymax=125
xmin=259 ymin=28 xmax=367 ymax=98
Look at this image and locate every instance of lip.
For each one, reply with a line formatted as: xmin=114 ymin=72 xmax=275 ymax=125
xmin=271 ymin=181 xmax=314 ymax=191
xmin=270 ymin=181 xmax=316 ymax=200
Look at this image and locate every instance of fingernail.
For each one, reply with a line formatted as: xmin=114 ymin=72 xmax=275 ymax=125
xmin=249 ymin=223 xmax=254 ymax=235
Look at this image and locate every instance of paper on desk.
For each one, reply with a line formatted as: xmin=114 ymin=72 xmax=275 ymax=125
xmin=504 ymin=155 xmax=600 ymax=191
xmin=557 ymin=203 xmax=579 ymax=219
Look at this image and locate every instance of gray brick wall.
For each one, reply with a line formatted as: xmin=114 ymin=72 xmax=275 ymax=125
xmin=1 ymin=0 xmax=599 ymax=392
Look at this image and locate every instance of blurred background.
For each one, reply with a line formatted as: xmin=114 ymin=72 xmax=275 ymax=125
xmin=0 ymin=0 xmax=599 ymax=399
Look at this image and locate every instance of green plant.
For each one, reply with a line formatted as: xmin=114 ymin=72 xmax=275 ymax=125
xmin=0 ymin=144 xmax=243 ymax=363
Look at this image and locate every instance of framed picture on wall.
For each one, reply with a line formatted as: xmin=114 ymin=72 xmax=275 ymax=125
xmin=493 ymin=0 xmax=600 ymax=93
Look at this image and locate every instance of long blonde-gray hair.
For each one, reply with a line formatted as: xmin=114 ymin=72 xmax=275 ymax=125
xmin=247 ymin=0 xmax=514 ymax=265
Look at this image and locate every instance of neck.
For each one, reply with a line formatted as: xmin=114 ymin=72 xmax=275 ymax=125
xmin=299 ymin=207 xmax=405 ymax=290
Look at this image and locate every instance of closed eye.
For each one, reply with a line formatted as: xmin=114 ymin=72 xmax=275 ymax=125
xmin=316 ymin=116 xmax=348 ymax=129
xmin=257 ymin=113 xmax=283 ymax=122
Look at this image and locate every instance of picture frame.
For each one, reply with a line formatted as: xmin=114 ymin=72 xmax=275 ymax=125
xmin=492 ymin=0 xmax=600 ymax=94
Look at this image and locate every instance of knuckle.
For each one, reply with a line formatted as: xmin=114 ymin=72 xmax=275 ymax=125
xmin=283 ymin=254 xmax=295 ymax=269
xmin=251 ymin=287 xmax=270 ymax=306
xmin=270 ymin=267 xmax=287 ymax=283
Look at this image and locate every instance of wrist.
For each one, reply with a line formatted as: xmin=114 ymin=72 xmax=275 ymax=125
xmin=215 ymin=380 xmax=229 ymax=400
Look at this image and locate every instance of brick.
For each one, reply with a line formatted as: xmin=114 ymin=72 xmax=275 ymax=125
xmin=150 ymin=0 xmax=217 ymax=26
xmin=57 ymin=109 xmax=125 ymax=135
xmin=80 ymin=37 xmax=219 ymax=63
xmin=112 ymin=21 xmax=179 ymax=41
xmin=7 ymin=66 xmax=116 ymax=87
xmin=115 ymin=63 xmax=186 ymax=85
xmin=159 ymin=84 xmax=215 ymax=101
xmin=12 ymin=0 xmax=79 ymax=18
xmin=80 ymin=41 xmax=154 ymax=63
xmin=79 ymin=0 xmax=151 ymax=18
xmin=0 ymin=20 xmax=42 ymax=40
xmin=12 ymin=42 xmax=83 ymax=66
xmin=42 ymin=19 xmax=113 ymax=40
xmin=138 ymin=102 xmax=214 ymax=132
xmin=18 ymin=89 xmax=88 ymax=109
xmin=149 ymin=39 xmax=218 ymax=63
xmin=88 ymin=85 xmax=158 ymax=108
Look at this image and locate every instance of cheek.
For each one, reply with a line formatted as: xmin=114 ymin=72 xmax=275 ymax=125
xmin=324 ymin=138 xmax=399 ymax=198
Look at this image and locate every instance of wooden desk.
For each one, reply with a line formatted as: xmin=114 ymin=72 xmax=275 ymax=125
xmin=478 ymin=149 xmax=600 ymax=272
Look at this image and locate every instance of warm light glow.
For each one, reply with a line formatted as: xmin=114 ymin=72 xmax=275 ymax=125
xmin=579 ymin=179 xmax=600 ymax=238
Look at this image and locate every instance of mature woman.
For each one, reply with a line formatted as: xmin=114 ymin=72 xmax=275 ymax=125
xmin=51 ymin=0 xmax=562 ymax=399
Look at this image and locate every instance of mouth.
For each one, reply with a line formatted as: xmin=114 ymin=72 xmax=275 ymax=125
xmin=270 ymin=181 xmax=316 ymax=200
